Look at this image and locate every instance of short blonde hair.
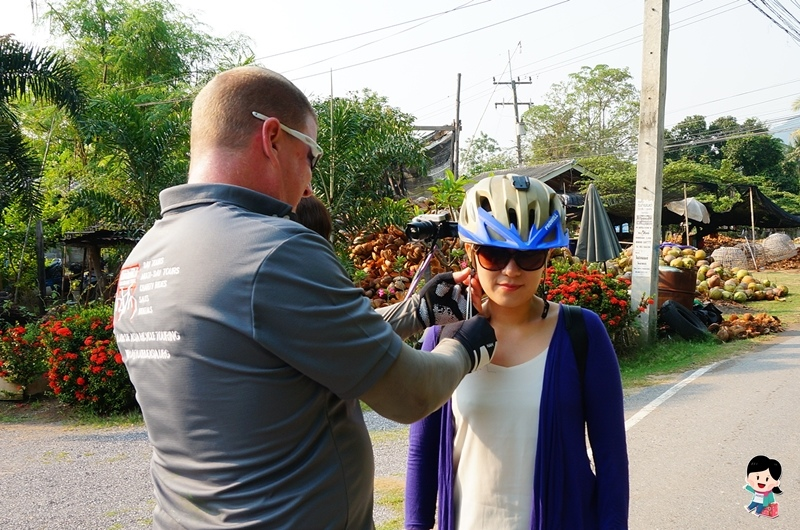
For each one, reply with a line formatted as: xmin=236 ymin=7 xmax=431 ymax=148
xmin=190 ymin=66 xmax=316 ymax=151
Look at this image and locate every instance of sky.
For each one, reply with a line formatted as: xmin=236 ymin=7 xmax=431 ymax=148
xmin=3 ymin=0 xmax=800 ymax=152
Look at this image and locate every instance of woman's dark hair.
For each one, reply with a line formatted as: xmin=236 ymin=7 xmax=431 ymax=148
xmin=747 ymin=455 xmax=783 ymax=495
xmin=295 ymin=195 xmax=333 ymax=241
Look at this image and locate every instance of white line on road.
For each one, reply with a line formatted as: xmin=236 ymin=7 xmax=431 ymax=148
xmin=624 ymin=361 xmax=721 ymax=432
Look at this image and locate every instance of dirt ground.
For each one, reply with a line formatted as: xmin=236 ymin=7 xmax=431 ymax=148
xmin=0 ymin=394 xmax=92 ymax=423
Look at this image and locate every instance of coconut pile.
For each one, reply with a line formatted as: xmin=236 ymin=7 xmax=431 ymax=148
xmin=348 ymin=226 xmax=462 ymax=308
xmin=607 ymin=245 xmax=790 ymax=304
xmin=710 ymin=312 xmax=784 ymax=342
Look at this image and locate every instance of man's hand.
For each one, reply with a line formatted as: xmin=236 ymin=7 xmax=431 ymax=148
xmin=439 ymin=315 xmax=496 ymax=372
xmin=416 ymin=269 xmax=482 ymax=327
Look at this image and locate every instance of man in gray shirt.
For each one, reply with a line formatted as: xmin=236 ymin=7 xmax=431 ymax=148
xmin=113 ymin=65 xmax=495 ymax=529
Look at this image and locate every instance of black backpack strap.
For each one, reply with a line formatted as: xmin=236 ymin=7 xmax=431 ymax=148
xmin=561 ymin=304 xmax=588 ymax=387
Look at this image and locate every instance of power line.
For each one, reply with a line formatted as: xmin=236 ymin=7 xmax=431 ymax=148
xmin=745 ymin=0 xmax=800 ymax=45
xmin=291 ymin=1 xmax=570 ymax=81
xmin=256 ymin=0 xmax=494 ymax=61
xmin=280 ymin=0 xmax=483 ymax=74
xmin=415 ymin=0 xmax=744 ymax=126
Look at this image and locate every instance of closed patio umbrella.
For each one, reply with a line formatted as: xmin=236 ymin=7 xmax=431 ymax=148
xmin=575 ymin=183 xmax=622 ymax=262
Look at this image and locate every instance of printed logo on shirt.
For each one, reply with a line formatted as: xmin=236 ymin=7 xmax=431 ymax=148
xmin=114 ymin=264 xmax=139 ymax=325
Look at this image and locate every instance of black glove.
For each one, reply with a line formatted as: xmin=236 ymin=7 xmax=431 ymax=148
xmin=440 ymin=315 xmax=496 ymax=372
xmin=416 ymin=272 xmax=476 ymax=327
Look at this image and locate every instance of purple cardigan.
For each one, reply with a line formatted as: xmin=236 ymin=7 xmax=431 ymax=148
xmin=405 ymin=306 xmax=629 ymax=530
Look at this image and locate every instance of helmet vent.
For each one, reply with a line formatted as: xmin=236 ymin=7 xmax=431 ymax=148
xmin=480 ymin=197 xmax=492 ymax=212
xmin=508 ymin=209 xmax=518 ymax=230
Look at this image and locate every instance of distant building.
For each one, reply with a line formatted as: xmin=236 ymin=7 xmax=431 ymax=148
xmin=472 ymin=159 xmax=595 ymax=195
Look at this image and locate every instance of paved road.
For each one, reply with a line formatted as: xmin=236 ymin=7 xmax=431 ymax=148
xmin=2 ymin=331 xmax=797 ymax=529
xmin=625 ymin=329 xmax=800 ymax=529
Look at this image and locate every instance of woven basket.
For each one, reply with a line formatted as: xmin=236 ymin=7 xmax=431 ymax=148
xmin=736 ymin=242 xmax=767 ymax=268
xmin=710 ymin=247 xmax=749 ymax=269
xmin=762 ymin=233 xmax=797 ymax=263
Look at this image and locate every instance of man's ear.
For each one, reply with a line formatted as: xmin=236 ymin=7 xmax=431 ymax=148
xmin=258 ymin=118 xmax=282 ymax=161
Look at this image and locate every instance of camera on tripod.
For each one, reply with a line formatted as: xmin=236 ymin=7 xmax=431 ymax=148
xmin=405 ymin=213 xmax=459 ymax=242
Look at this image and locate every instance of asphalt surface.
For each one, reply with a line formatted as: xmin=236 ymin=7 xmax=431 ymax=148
xmin=2 ymin=330 xmax=798 ymax=529
xmin=0 ymin=406 xmax=406 ymax=529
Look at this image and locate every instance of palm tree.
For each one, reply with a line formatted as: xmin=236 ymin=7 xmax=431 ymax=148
xmin=0 ymin=34 xmax=83 ymax=219
xmin=790 ymin=97 xmax=800 ymax=163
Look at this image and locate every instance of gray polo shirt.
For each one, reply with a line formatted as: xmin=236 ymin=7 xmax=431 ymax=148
xmin=114 ymin=183 xmax=403 ymax=529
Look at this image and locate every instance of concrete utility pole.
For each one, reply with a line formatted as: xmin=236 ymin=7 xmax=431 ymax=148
xmin=494 ymin=51 xmax=533 ymax=166
xmin=631 ymin=0 xmax=670 ymax=342
xmin=453 ymin=73 xmax=462 ymax=178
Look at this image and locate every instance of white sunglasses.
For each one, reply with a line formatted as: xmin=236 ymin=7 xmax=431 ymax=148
xmin=252 ymin=111 xmax=323 ymax=169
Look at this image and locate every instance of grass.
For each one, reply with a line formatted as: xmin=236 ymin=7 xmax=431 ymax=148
xmin=374 ymin=476 xmax=406 ymax=530
xmin=619 ymin=268 xmax=800 ymax=388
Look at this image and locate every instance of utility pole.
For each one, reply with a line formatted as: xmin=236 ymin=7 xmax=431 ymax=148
xmin=413 ymin=74 xmax=462 ymax=179
xmin=631 ymin=0 xmax=670 ymax=342
xmin=494 ymin=51 xmax=533 ymax=166
xmin=453 ymin=73 xmax=462 ymax=178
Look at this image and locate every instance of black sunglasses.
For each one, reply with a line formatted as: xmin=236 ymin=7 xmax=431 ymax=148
xmin=474 ymin=246 xmax=549 ymax=272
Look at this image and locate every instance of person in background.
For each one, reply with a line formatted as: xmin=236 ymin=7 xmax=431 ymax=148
xmin=113 ymin=65 xmax=497 ymax=529
xmin=405 ymin=175 xmax=629 ymax=530
xmin=295 ymin=194 xmax=332 ymax=240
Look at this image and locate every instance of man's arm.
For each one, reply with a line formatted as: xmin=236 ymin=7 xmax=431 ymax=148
xmin=375 ymin=269 xmax=482 ymax=340
xmin=360 ymin=317 xmax=495 ymax=424
xmin=374 ymin=294 xmax=423 ymax=340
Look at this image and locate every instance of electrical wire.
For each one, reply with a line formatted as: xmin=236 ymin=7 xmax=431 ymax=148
xmin=745 ymin=0 xmax=800 ymax=45
xmin=280 ymin=1 xmax=482 ymax=74
xmin=414 ymin=0 xmax=745 ymax=126
xmin=291 ymin=1 xmax=570 ymax=81
xmin=256 ymin=0 xmax=494 ymax=61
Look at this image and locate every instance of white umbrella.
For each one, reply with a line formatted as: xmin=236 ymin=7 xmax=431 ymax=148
xmin=665 ymin=197 xmax=710 ymax=224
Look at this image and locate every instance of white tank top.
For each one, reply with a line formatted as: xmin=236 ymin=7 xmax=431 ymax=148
xmin=452 ymin=348 xmax=547 ymax=530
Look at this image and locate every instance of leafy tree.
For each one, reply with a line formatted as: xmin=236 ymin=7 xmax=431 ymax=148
xmin=664 ymin=115 xmax=717 ymax=165
xmin=576 ymin=155 xmax=636 ymax=218
xmin=722 ymin=118 xmax=787 ymax=182
xmin=46 ymin=0 xmax=251 ymax=88
xmin=665 ymin=114 xmax=796 ymax=193
xmin=459 ymin=132 xmax=515 ymax=178
xmin=311 ymin=89 xmax=427 ymax=240
xmin=0 ymin=35 xmax=83 ymax=220
xmin=521 ymin=65 xmax=640 ymax=162
xmin=67 ymin=89 xmax=191 ymax=229
xmin=38 ymin=0 xmax=253 ymax=232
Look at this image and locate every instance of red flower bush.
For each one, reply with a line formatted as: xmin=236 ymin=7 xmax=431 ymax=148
xmin=543 ymin=259 xmax=653 ymax=353
xmin=39 ymin=303 xmax=135 ymax=415
xmin=0 ymin=324 xmax=48 ymax=395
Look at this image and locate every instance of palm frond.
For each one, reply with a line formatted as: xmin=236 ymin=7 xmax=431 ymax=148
xmin=0 ymin=35 xmax=85 ymax=119
xmin=0 ymin=119 xmax=42 ymax=218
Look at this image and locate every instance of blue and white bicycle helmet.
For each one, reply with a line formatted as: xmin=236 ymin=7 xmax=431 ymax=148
xmin=458 ymin=174 xmax=569 ymax=250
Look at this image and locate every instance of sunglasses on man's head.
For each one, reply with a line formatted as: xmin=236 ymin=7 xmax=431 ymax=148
xmin=474 ymin=246 xmax=549 ymax=272
xmin=252 ymin=111 xmax=324 ymax=170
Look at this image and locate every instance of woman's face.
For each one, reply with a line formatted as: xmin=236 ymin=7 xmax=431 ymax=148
xmin=468 ymin=244 xmax=548 ymax=309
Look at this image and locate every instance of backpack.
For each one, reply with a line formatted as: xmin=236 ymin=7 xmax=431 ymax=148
xmin=561 ymin=304 xmax=588 ymax=387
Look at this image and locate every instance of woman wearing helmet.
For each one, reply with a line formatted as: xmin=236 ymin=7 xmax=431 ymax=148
xmin=405 ymin=174 xmax=629 ymax=529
